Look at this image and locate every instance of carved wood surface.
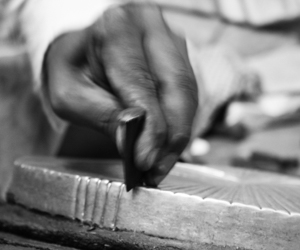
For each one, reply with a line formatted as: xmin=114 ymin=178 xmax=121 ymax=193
xmin=0 ymin=231 xmax=79 ymax=250
xmin=8 ymin=157 xmax=300 ymax=250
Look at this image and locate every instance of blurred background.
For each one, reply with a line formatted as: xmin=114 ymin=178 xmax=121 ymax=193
xmin=1 ymin=0 xmax=300 ymax=177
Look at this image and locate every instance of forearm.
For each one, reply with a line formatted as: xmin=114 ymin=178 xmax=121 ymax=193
xmin=19 ymin=0 xmax=118 ymax=86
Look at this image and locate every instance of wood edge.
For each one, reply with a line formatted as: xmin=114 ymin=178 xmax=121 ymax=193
xmin=0 ymin=203 xmax=207 ymax=250
xmin=8 ymin=162 xmax=300 ymax=249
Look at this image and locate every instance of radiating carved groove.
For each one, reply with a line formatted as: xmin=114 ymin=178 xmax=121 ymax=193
xmin=84 ymin=178 xmax=100 ymax=222
xmin=182 ymin=185 xmax=219 ymax=197
xmin=228 ymin=186 xmax=240 ymax=204
xmin=260 ymin=186 xmax=282 ymax=212
xmin=74 ymin=176 xmax=82 ymax=219
xmin=229 ymin=185 xmax=243 ymax=204
xmin=210 ymin=186 xmax=232 ymax=200
xmin=201 ymin=186 xmax=225 ymax=199
xmin=91 ymin=179 xmax=101 ymax=224
xmin=248 ymin=185 xmax=262 ymax=209
xmin=165 ymin=184 xmax=206 ymax=194
xmin=261 ymin=186 xmax=290 ymax=214
xmin=11 ymin=157 xmax=300 ymax=223
xmin=258 ymin=185 xmax=275 ymax=210
xmin=235 ymin=185 xmax=245 ymax=203
xmin=254 ymin=185 xmax=273 ymax=209
xmin=243 ymin=186 xmax=258 ymax=207
xmin=217 ymin=186 xmax=234 ymax=202
xmin=162 ymin=184 xmax=199 ymax=192
xmin=260 ymin=188 xmax=280 ymax=212
xmin=82 ymin=178 xmax=90 ymax=220
xmin=271 ymin=186 xmax=300 ymax=213
xmin=99 ymin=181 xmax=111 ymax=228
xmin=92 ymin=179 xmax=104 ymax=225
xmin=285 ymin=186 xmax=300 ymax=200
xmin=271 ymin=186 xmax=300 ymax=214
xmin=186 ymin=187 xmax=209 ymax=196
xmin=111 ymin=184 xmax=125 ymax=231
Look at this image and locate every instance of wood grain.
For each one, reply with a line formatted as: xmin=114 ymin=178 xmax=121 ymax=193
xmin=7 ymin=157 xmax=300 ymax=250
xmin=0 ymin=203 xmax=220 ymax=250
xmin=153 ymin=0 xmax=300 ymax=25
xmin=0 ymin=231 xmax=79 ymax=250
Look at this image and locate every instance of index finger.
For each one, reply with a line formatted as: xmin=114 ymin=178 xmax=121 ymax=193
xmin=96 ymin=6 xmax=169 ymax=172
xmin=142 ymin=8 xmax=198 ymax=186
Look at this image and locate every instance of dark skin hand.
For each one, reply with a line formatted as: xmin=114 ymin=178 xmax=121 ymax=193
xmin=44 ymin=3 xmax=198 ymax=186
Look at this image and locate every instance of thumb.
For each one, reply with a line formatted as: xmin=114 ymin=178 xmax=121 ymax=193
xmin=45 ymin=30 xmax=124 ymax=139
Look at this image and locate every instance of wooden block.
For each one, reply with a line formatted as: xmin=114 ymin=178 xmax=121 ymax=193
xmin=151 ymin=0 xmax=217 ymax=15
xmin=0 ymin=203 xmax=200 ymax=250
xmin=151 ymin=0 xmax=300 ymax=25
xmin=243 ymin=0 xmax=290 ymax=25
xmin=284 ymin=0 xmax=300 ymax=19
xmin=216 ymin=0 xmax=300 ymax=26
xmin=7 ymin=157 xmax=300 ymax=250
xmin=217 ymin=0 xmax=247 ymax=23
xmin=0 ymin=231 xmax=78 ymax=250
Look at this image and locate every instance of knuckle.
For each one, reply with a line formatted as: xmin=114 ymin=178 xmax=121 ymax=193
xmin=141 ymin=3 xmax=163 ymax=22
xmin=48 ymin=85 xmax=70 ymax=118
xmin=132 ymin=68 xmax=157 ymax=94
xmin=99 ymin=4 xmax=137 ymax=42
xmin=143 ymin=112 xmax=168 ymax=149
xmin=95 ymin=2 xmax=162 ymax=39
xmin=176 ymin=69 xmax=197 ymax=91
xmin=170 ymin=128 xmax=192 ymax=152
xmin=102 ymin=4 xmax=131 ymax=27
xmin=176 ymin=70 xmax=199 ymax=107
xmin=95 ymin=108 xmax=120 ymax=135
xmin=153 ymin=121 xmax=168 ymax=143
xmin=110 ymin=56 xmax=158 ymax=95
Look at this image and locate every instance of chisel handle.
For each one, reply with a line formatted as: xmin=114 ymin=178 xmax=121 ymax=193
xmin=116 ymin=108 xmax=146 ymax=191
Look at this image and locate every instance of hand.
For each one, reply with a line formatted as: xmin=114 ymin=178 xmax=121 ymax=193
xmin=44 ymin=3 xmax=198 ymax=186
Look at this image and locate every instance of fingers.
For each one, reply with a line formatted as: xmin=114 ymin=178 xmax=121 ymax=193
xmin=142 ymin=8 xmax=199 ymax=185
xmin=45 ymin=31 xmax=123 ymax=138
xmin=98 ymin=7 xmax=168 ymax=172
xmin=45 ymin=4 xmax=198 ymax=188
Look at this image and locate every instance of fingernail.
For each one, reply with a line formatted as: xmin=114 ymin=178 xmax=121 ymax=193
xmin=136 ymin=149 xmax=159 ymax=172
xmin=151 ymin=153 xmax=178 ymax=186
xmin=115 ymin=123 xmax=124 ymax=155
xmin=145 ymin=149 xmax=160 ymax=171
